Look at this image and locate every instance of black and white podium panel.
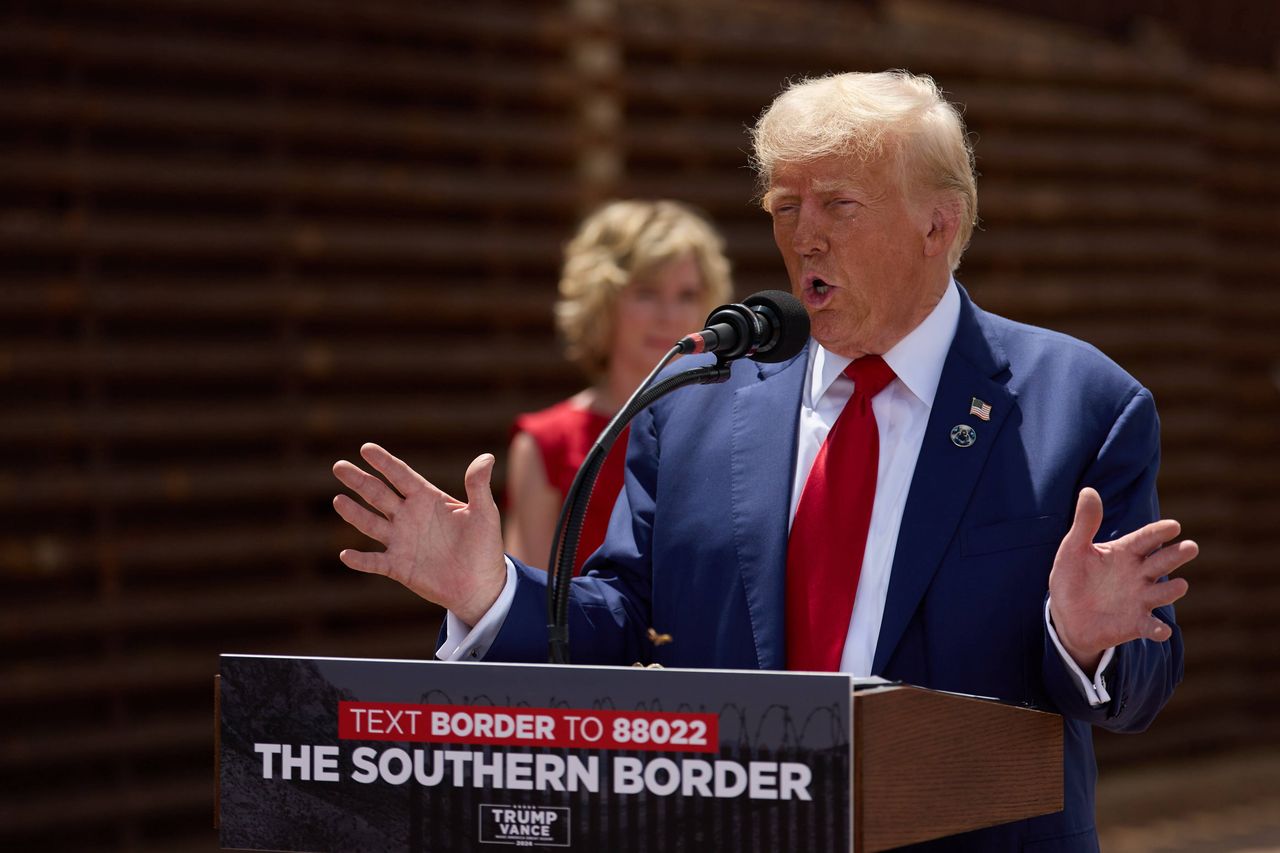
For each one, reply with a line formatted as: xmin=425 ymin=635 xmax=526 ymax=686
xmin=218 ymin=655 xmax=853 ymax=852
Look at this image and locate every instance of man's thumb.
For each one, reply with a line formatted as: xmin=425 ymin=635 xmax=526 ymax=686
xmin=1065 ymin=487 xmax=1105 ymax=549
xmin=463 ymin=453 xmax=497 ymax=509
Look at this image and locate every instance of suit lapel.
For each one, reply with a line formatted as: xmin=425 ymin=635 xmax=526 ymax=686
xmin=872 ymin=292 xmax=1015 ymax=674
xmin=729 ymin=349 xmax=808 ymax=670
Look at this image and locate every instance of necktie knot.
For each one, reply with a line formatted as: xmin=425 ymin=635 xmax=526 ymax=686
xmin=844 ymin=355 xmax=896 ymax=400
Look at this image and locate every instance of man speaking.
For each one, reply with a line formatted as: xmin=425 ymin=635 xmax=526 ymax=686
xmin=332 ymin=70 xmax=1198 ymax=851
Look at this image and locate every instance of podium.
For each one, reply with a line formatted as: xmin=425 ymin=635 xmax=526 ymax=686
xmin=216 ymin=655 xmax=1061 ymax=852
xmin=851 ymin=683 xmax=1061 ymax=850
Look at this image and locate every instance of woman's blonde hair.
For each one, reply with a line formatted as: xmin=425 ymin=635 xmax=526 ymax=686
xmin=555 ymin=200 xmax=733 ymax=378
xmin=751 ymin=70 xmax=978 ymax=271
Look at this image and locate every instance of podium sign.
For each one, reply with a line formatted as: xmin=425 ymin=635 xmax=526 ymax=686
xmin=218 ymin=655 xmax=853 ymax=852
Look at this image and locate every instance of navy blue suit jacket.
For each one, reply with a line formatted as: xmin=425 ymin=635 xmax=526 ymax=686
xmin=484 ymin=287 xmax=1182 ymax=852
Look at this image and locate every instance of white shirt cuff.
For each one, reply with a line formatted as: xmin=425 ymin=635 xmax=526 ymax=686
xmin=1044 ymin=597 xmax=1115 ymax=707
xmin=435 ymin=557 xmax=518 ymax=662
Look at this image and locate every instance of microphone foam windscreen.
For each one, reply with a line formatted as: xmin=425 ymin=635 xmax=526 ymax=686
xmin=743 ymin=290 xmax=810 ymax=363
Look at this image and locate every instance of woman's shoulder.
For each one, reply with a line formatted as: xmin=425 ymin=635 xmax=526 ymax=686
xmin=513 ymin=393 xmax=606 ymax=444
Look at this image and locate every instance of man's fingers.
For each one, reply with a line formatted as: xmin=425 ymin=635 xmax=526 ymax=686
xmin=1141 ymin=539 xmax=1200 ymax=580
xmin=1120 ymin=518 xmax=1183 ymax=558
xmin=1142 ymin=577 xmax=1190 ymax=611
xmin=333 ymin=495 xmax=393 ymax=544
xmin=338 ymin=548 xmax=389 ymax=576
xmin=1138 ymin=613 xmax=1175 ymax=643
xmin=463 ymin=453 xmax=498 ymax=511
xmin=1063 ymin=487 xmax=1105 ymax=550
xmin=333 ymin=460 xmax=402 ymax=516
xmin=360 ymin=443 xmax=431 ymax=498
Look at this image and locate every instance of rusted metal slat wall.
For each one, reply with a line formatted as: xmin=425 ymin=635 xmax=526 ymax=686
xmin=1 ymin=1 xmax=1277 ymax=850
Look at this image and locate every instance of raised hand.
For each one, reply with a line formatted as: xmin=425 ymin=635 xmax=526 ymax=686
xmin=1049 ymin=487 xmax=1199 ymax=671
xmin=332 ymin=443 xmax=507 ymax=626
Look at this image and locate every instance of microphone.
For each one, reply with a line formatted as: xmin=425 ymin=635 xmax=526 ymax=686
xmin=676 ymin=290 xmax=810 ymax=364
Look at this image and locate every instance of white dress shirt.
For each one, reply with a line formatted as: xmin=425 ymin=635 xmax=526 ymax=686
xmin=790 ymin=280 xmax=959 ymax=676
xmin=443 ymin=279 xmax=1112 ymax=705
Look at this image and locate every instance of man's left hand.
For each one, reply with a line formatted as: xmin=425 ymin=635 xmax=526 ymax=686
xmin=1049 ymin=487 xmax=1199 ymax=672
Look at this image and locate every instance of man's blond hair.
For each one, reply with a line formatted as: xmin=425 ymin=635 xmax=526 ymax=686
xmin=751 ymin=70 xmax=978 ymax=271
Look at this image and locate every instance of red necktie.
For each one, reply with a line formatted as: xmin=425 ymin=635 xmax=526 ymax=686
xmin=785 ymin=355 xmax=897 ymax=671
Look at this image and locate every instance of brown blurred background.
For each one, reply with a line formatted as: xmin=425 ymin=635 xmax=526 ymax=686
xmin=2 ymin=1 xmax=1278 ymax=850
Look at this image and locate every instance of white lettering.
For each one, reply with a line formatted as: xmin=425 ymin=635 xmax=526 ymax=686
xmin=613 ymin=756 xmax=644 ymax=794
xmin=350 ymin=747 xmax=378 ymax=783
xmin=607 ymin=757 xmax=810 ymax=799
xmin=472 ymin=751 xmax=503 ymax=787
xmin=579 ymin=716 xmax=603 ymax=742
xmin=506 ymin=753 xmax=533 ymax=790
xmin=567 ymin=756 xmax=599 ymax=793
xmin=426 ymin=711 xmax=558 ymax=742
xmin=714 ymin=760 xmax=747 ymax=798
xmin=450 ymin=712 xmax=474 ymax=737
xmin=349 ymin=747 xmax=609 ymax=792
xmin=254 ymin=743 xmax=281 ymax=779
xmin=645 ymin=758 xmax=680 ymax=796
xmin=413 ymin=750 xmax=445 ymax=785
xmin=779 ymin=762 xmax=812 ymax=801
xmin=280 ymin=744 xmax=310 ymax=780
xmin=443 ymin=750 xmax=470 ymax=785
xmin=379 ymin=748 xmax=412 ymax=785
xmin=314 ymin=745 xmax=340 ymax=782
xmin=748 ymin=761 xmax=778 ymax=800
xmin=498 ymin=823 xmax=551 ymax=837
xmin=681 ymin=758 xmax=714 ymax=797
xmin=534 ymin=754 xmax=565 ymax=791
xmin=348 ymin=707 xmax=368 ymax=733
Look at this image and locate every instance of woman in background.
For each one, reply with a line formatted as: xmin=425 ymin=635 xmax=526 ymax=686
xmin=505 ymin=200 xmax=733 ymax=572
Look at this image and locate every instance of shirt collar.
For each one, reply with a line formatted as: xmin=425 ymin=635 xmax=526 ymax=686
xmin=808 ymin=278 xmax=961 ymax=409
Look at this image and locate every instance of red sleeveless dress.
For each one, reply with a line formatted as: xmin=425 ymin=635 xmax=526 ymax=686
xmin=512 ymin=399 xmax=629 ymax=574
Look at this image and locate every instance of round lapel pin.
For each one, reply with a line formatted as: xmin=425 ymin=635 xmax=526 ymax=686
xmin=950 ymin=424 xmax=977 ymax=448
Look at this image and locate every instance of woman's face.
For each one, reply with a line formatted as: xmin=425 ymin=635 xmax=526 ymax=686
xmin=610 ymin=253 xmax=710 ymax=377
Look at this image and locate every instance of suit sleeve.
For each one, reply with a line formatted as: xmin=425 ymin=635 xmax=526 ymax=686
xmin=483 ymin=405 xmax=662 ymax=665
xmin=1040 ymin=386 xmax=1185 ymax=731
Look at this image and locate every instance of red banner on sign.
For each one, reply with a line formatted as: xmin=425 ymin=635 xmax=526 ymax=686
xmin=338 ymin=702 xmax=718 ymax=753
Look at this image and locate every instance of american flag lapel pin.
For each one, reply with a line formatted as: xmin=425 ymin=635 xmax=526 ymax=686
xmin=969 ymin=397 xmax=992 ymax=421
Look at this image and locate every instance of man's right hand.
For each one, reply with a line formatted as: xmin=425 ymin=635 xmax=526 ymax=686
xmin=332 ymin=443 xmax=507 ymax=627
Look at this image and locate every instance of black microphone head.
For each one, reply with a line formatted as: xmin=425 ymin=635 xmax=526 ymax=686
xmin=700 ymin=302 xmax=757 ymax=360
xmin=743 ymin=290 xmax=810 ymax=363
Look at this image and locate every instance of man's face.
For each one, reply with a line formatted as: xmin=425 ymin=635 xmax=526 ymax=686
xmin=766 ymin=153 xmax=949 ymax=359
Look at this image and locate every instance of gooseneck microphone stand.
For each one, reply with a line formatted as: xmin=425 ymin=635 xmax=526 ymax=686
xmin=543 ymin=289 xmax=809 ymax=664
xmin=545 ymin=350 xmax=732 ymax=664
